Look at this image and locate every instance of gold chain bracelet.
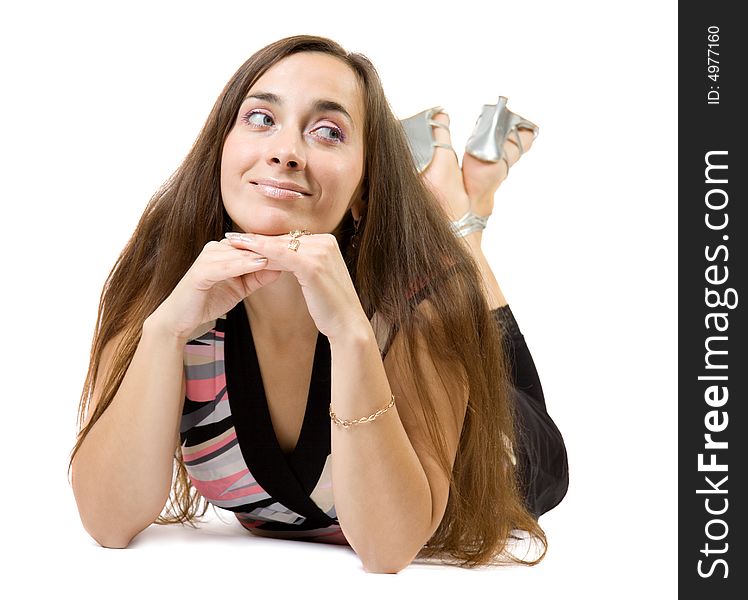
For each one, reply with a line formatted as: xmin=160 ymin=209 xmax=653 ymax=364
xmin=329 ymin=394 xmax=396 ymax=429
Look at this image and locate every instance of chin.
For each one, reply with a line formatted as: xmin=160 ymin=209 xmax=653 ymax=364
xmin=240 ymin=223 xmax=317 ymax=237
xmin=229 ymin=212 xmax=299 ymax=235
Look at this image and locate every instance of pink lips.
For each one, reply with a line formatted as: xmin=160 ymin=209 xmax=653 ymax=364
xmin=250 ymin=178 xmax=312 ymax=199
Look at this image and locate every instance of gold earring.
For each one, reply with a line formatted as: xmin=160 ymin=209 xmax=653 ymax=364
xmin=351 ymin=216 xmax=361 ymax=249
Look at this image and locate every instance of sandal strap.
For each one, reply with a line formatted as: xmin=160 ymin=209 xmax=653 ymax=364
xmin=432 ymin=141 xmax=454 ymax=151
xmin=450 ymin=210 xmax=490 ymax=237
xmin=508 ymin=112 xmax=539 ymax=157
xmin=465 ymin=96 xmax=539 ymax=163
xmin=512 ymin=126 xmax=525 ymax=155
xmin=428 ymin=119 xmax=450 ymax=131
xmin=429 ymin=115 xmax=455 ymax=154
xmin=400 ymin=105 xmax=454 ymax=173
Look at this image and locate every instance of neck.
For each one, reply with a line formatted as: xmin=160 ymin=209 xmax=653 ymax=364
xmin=242 ymin=271 xmax=319 ymax=344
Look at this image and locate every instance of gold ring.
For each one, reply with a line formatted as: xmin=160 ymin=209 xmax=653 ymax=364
xmin=287 ymin=229 xmax=311 ymax=252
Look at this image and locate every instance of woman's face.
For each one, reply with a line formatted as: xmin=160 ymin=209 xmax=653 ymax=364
xmin=221 ymin=51 xmax=366 ymax=236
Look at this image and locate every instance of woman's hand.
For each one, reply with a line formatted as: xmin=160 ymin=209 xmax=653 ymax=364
xmin=148 ymin=239 xmax=282 ymax=342
xmin=225 ymin=231 xmax=368 ymax=343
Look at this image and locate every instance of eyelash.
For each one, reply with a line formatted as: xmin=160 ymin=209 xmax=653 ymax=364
xmin=240 ymin=110 xmax=346 ymax=143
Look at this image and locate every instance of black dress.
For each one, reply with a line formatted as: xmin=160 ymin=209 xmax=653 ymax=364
xmin=492 ymin=305 xmax=569 ymax=518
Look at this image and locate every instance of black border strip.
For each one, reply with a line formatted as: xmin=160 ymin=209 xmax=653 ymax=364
xmin=679 ymin=4 xmax=746 ymax=595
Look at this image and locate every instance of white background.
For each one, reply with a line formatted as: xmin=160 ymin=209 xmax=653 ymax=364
xmin=1 ymin=0 xmax=676 ymax=597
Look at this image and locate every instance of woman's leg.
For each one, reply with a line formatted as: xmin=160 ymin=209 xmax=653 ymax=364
xmin=418 ymin=110 xmax=536 ymax=251
xmin=418 ymin=111 xmax=536 ymax=309
xmin=492 ymin=306 xmax=569 ymax=518
xmin=418 ymin=114 xmax=568 ymax=517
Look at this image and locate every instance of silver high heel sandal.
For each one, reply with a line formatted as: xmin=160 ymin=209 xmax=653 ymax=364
xmin=400 ymin=107 xmax=481 ymax=238
xmin=400 ymin=105 xmax=457 ymax=173
xmin=401 ymin=99 xmax=538 ymax=238
xmin=465 ymin=96 xmax=539 ymax=169
xmin=453 ymin=96 xmax=539 ymax=237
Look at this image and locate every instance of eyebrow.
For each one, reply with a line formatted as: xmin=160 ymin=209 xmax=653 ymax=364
xmin=242 ymin=91 xmax=355 ymax=128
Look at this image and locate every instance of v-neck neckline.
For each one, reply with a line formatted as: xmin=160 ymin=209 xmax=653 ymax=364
xmin=224 ymin=301 xmax=335 ymax=526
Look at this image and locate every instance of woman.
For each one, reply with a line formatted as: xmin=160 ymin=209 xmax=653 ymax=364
xmin=68 ymin=34 xmax=568 ymax=573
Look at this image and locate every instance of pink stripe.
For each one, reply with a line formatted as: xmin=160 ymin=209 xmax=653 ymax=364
xmin=185 ymin=345 xmax=218 ymax=357
xmin=186 ymin=372 xmax=227 ymax=402
xmin=190 ymin=470 xmax=267 ymax=501
xmin=237 ymin=518 xmax=264 ymax=530
xmin=182 ymin=430 xmax=237 ymax=461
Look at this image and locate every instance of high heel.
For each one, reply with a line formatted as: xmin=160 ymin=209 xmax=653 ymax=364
xmin=400 ymin=106 xmax=456 ymax=173
xmin=400 ymin=105 xmax=488 ymax=238
xmin=401 ymin=100 xmax=536 ymax=239
xmin=451 ymin=97 xmax=538 ymax=237
xmin=465 ymin=96 xmax=539 ymax=167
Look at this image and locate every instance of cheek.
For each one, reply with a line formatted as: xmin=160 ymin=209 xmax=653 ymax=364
xmin=326 ymin=157 xmax=363 ymax=193
xmin=220 ymin=139 xmax=250 ymax=198
xmin=222 ymin=133 xmax=257 ymax=174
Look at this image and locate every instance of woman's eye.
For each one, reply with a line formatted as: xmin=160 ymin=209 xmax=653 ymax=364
xmin=242 ymin=111 xmax=274 ymax=127
xmin=241 ymin=110 xmax=344 ymax=143
xmin=314 ymin=125 xmax=345 ymax=143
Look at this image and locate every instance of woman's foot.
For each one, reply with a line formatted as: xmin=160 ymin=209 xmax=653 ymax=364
xmin=418 ymin=111 xmax=536 ymax=225
xmin=418 ymin=111 xmax=471 ymax=223
xmin=461 ymin=128 xmax=536 ymax=218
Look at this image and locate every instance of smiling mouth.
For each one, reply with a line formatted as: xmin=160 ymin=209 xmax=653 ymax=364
xmin=251 ymin=182 xmax=309 ymax=200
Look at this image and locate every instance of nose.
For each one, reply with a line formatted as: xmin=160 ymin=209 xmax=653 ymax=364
xmin=266 ymin=125 xmax=306 ymax=170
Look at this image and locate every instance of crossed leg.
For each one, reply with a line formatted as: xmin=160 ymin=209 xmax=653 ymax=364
xmin=418 ymin=111 xmax=537 ymax=226
xmin=416 ymin=117 xmax=568 ymax=517
xmin=415 ymin=108 xmax=538 ymax=309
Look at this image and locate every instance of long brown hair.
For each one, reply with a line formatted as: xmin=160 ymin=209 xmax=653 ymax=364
xmin=68 ymin=34 xmax=546 ymax=567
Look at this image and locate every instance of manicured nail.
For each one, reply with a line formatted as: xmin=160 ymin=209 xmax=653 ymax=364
xmin=225 ymin=232 xmax=255 ymax=243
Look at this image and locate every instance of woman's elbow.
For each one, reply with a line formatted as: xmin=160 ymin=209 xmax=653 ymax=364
xmin=81 ymin=519 xmax=135 ymax=549
xmin=360 ymin=550 xmax=414 ymax=574
xmin=362 ymin=559 xmax=408 ymax=574
xmin=91 ymin=531 xmax=132 ymax=549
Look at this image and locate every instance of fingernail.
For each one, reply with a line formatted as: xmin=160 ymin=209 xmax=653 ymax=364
xmin=225 ymin=232 xmax=255 ymax=243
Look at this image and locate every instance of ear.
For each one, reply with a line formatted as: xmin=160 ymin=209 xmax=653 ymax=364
xmin=350 ymin=195 xmax=366 ymax=221
xmin=348 ymin=170 xmax=368 ymax=221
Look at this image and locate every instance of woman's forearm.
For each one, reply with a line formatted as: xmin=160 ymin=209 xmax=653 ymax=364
xmin=72 ymin=315 xmax=186 ymax=548
xmin=329 ymin=324 xmax=433 ymax=574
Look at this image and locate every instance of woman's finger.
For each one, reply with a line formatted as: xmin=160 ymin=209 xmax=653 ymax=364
xmin=199 ymin=252 xmax=269 ymax=285
xmin=223 ymin=231 xmax=319 ymax=278
xmin=213 ymin=237 xmax=266 ymax=259
xmin=224 ymin=233 xmax=295 ymax=272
